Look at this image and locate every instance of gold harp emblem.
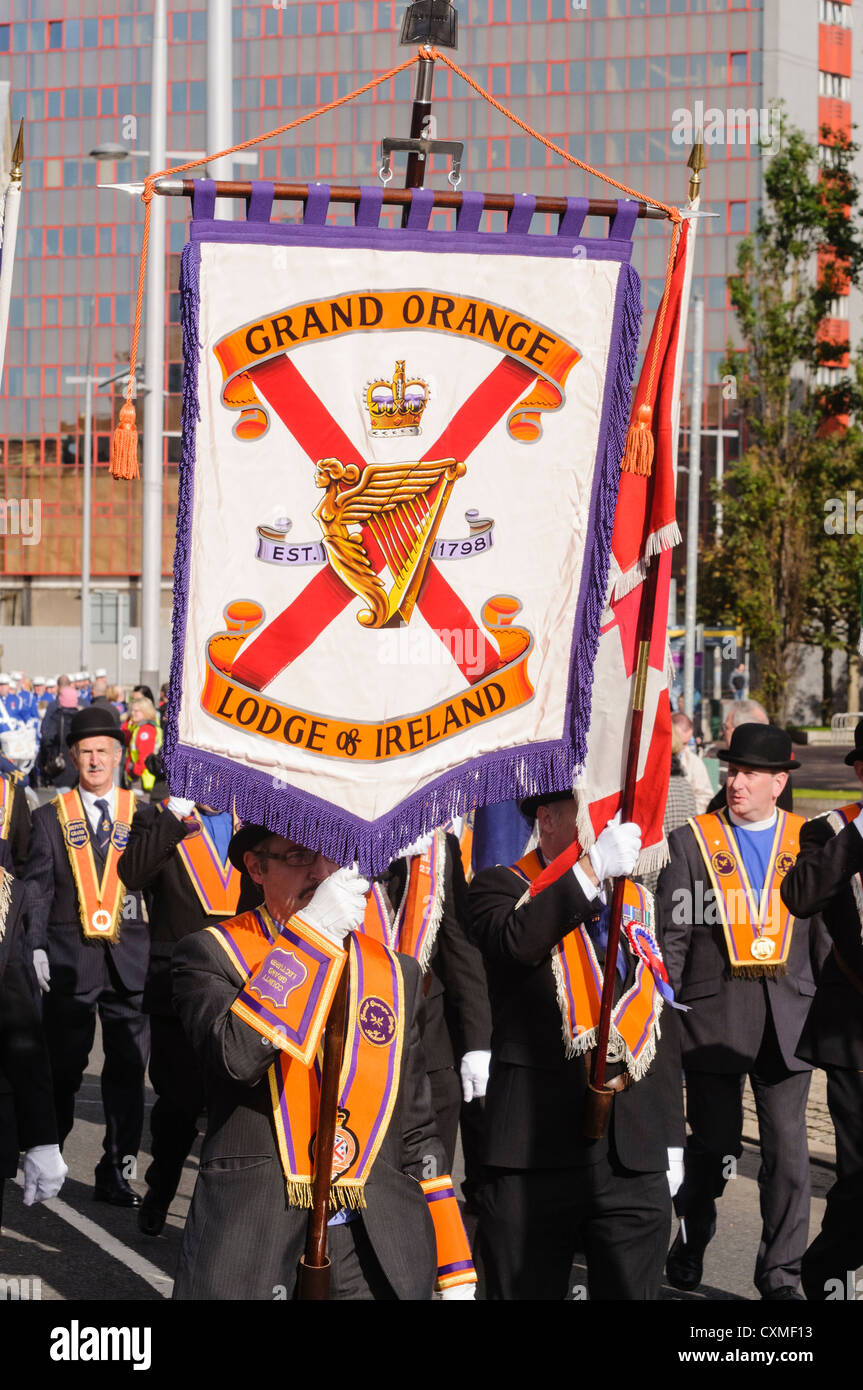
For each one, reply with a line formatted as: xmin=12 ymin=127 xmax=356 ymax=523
xmin=313 ymin=457 xmax=466 ymax=628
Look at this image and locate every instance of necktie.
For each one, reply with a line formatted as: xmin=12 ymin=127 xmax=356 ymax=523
xmin=94 ymin=798 xmax=112 ymax=856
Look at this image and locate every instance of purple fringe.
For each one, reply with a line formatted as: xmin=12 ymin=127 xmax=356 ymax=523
xmin=164 ymin=242 xmax=642 ymax=878
xmin=564 ymin=262 xmax=642 ymax=753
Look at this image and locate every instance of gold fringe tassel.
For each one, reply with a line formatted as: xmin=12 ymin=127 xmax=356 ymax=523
xmin=283 ymin=1177 xmax=367 ymax=1211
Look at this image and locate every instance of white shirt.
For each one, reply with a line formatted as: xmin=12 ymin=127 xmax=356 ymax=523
xmin=77 ymin=785 xmax=117 ymax=835
xmin=727 ymin=808 xmax=778 ymax=833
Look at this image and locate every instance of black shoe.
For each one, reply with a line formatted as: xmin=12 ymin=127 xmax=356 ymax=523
xmin=94 ymin=1167 xmax=141 ymax=1208
xmin=137 ymin=1190 xmax=168 ymax=1236
xmin=762 ymin=1287 xmax=804 ymax=1301
xmin=666 ymin=1225 xmax=710 ymax=1292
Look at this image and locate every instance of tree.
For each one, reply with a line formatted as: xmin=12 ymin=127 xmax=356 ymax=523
xmin=699 ymin=121 xmax=863 ymax=721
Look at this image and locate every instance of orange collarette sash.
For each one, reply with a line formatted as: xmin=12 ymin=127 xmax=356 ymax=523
xmin=56 ymin=788 xmax=137 ymax=945
xmin=826 ymin=802 xmax=863 ymax=933
xmin=168 ymin=806 xmax=242 ymax=916
xmin=208 ymin=908 xmax=405 ymax=1210
xmin=360 ymin=827 xmax=447 ymax=969
xmin=689 ymin=809 xmax=802 ymax=976
xmin=511 ymin=851 xmax=663 ymax=1080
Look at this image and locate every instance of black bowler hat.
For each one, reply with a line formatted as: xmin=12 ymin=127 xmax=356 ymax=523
xmin=843 ymin=718 xmax=863 ymax=767
xmin=227 ymin=823 xmax=273 ymax=872
xmin=718 ymin=723 xmax=800 ymax=772
xmin=68 ymin=705 xmax=124 ymax=747
xmin=519 ymin=788 xmax=574 ymax=822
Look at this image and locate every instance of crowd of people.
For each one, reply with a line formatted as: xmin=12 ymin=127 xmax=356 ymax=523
xmin=0 ymin=669 xmax=169 ymax=793
xmin=0 ymin=684 xmax=861 ymax=1302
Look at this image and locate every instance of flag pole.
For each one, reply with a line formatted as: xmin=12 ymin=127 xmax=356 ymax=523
xmin=0 ymin=121 xmax=23 ymax=382
xmin=584 ymin=138 xmax=705 ymax=1139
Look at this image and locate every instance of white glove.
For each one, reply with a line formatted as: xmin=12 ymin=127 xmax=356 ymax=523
xmin=22 ymin=1144 xmax=68 ymax=1205
xmin=460 ymin=1050 xmax=491 ymax=1102
xmin=168 ymin=796 xmax=196 ymax=819
xmin=440 ymin=1282 xmax=476 ymax=1300
xmin=588 ymin=813 xmax=642 ymax=882
xmin=667 ymin=1146 xmax=684 ymax=1199
xmin=398 ymin=831 xmax=434 ymax=859
xmin=32 ymin=948 xmax=50 ymax=993
xmin=302 ymin=867 xmax=370 ymax=944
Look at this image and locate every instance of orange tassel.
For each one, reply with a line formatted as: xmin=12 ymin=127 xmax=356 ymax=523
xmin=621 ymin=401 xmax=654 ymax=476
xmin=110 ymin=401 xmax=140 ymax=480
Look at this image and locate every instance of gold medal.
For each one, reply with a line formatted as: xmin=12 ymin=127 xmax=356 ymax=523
xmin=750 ymin=936 xmax=776 ymax=961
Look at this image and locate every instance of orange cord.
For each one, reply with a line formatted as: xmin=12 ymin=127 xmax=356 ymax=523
xmin=432 ymin=49 xmax=684 ymax=475
xmin=112 ymin=51 xmax=421 ymax=476
xmin=113 ymin=45 xmax=683 ymax=479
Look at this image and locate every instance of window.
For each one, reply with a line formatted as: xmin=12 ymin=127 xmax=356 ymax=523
xmin=62 ymin=227 xmax=78 ymax=256
xmin=826 ymin=295 xmax=849 ymax=320
xmin=818 ymin=71 xmax=851 ymax=100
xmin=45 ymin=228 xmax=60 ymax=256
xmin=47 ymin=89 xmax=62 ymax=118
xmin=820 ymin=1 xmax=853 ymax=26
xmin=100 ymin=19 xmax=115 ymax=47
xmin=728 ymin=201 xmax=746 ymax=233
xmin=47 ymin=19 xmax=62 ymax=49
xmin=0 ymin=25 xmax=9 ymax=52
xmin=730 ymin=52 xmax=748 ymax=82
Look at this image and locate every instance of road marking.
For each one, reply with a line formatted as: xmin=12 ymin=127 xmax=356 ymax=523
xmin=12 ymin=1177 xmax=173 ymax=1298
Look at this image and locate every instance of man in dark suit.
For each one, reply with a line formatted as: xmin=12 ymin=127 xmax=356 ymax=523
xmin=0 ymin=868 xmax=67 ymax=1226
xmin=118 ymin=795 xmax=253 ymax=1235
xmin=172 ymin=824 xmax=475 ymax=1301
xmin=382 ymin=829 xmax=491 ymax=1168
xmin=24 ymin=706 xmax=150 ymax=1207
xmin=468 ymin=793 xmax=683 ymax=1300
xmin=659 ymin=723 xmax=826 ymax=1300
xmin=780 ymin=719 xmax=863 ymax=1300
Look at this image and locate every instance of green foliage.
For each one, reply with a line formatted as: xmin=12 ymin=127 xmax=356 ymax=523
xmin=700 ymin=119 xmax=863 ymax=720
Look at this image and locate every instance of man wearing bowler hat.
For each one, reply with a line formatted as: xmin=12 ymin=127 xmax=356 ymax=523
xmin=24 ymin=705 xmax=150 ymax=1206
xmin=658 ymin=723 xmax=827 ymax=1299
xmin=780 ymin=717 xmax=863 ymax=1299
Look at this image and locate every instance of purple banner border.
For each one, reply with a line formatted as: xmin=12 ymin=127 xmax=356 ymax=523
xmin=164 ymin=195 xmax=642 ymax=876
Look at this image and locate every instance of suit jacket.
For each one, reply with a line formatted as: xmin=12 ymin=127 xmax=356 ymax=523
xmin=0 ymin=875 xmax=57 ymax=1177
xmin=658 ymin=819 xmax=828 ymax=1074
xmin=171 ymin=928 xmax=446 ymax=1300
xmin=118 ymin=803 xmax=260 ymax=1015
xmin=468 ymin=862 xmax=684 ymax=1173
xmin=0 ymin=777 xmax=32 ymax=879
xmin=780 ymin=813 xmax=863 ymax=1069
xmin=384 ymin=834 xmax=492 ymax=1071
xmin=24 ymin=797 xmax=149 ymax=996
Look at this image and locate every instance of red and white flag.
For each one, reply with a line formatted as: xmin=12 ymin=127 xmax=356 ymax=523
xmin=533 ymin=215 xmax=695 ymax=892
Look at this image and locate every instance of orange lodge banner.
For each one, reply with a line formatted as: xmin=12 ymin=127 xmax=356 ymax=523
xmin=165 ymin=182 xmax=644 ymax=873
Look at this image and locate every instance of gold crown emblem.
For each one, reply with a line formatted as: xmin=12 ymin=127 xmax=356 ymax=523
xmin=366 ymin=360 xmax=429 ymax=436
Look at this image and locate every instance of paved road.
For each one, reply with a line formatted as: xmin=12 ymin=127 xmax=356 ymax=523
xmin=1 ymin=1022 xmax=854 ymax=1305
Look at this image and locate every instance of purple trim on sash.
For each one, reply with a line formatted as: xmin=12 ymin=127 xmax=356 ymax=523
xmin=363 ymin=950 xmax=400 ymax=1163
xmin=276 ymin=1067 xmax=297 ymax=1174
xmin=438 ymin=1260 xmax=475 ymax=1276
xmin=165 ymin=213 xmax=641 ymax=875
xmin=426 ymin=1186 xmax=456 ymax=1204
xmin=177 ymin=822 xmax=235 ymax=897
xmin=341 ymin=939 xmax=364 ymax=1101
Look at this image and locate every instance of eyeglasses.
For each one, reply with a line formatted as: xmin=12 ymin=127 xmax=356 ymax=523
xmin=256 ymin=848 xmax=320 ymax=867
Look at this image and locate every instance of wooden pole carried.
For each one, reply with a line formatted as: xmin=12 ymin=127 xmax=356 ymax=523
xmin=296 ymin=962 xmax=350 ymax=1300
